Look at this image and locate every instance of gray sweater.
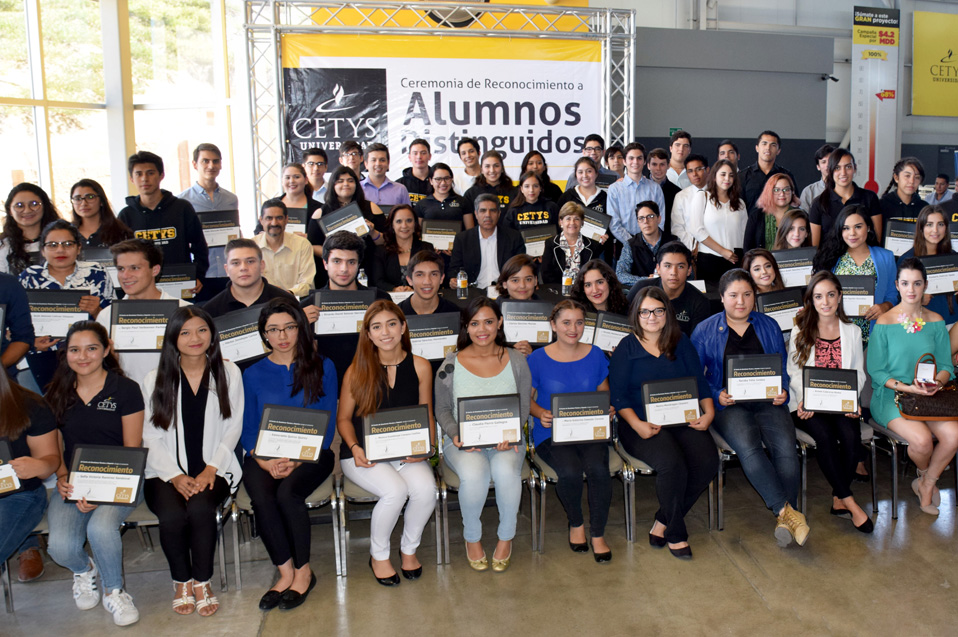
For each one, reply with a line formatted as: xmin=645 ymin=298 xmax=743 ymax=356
xmin=434 ymin=348 xmax=532 ymax=440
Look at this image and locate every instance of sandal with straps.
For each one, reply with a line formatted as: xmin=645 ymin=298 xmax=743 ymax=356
xmin=193 ymin=580 xmax=219 ymax=617
xmin=172 ymin=580 xmax=195 ymax=615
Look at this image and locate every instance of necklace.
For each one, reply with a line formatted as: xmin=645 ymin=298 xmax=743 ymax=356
xmin=898 ymin=308 xmax=925 ymax=334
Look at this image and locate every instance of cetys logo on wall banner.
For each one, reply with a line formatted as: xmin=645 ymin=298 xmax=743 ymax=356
xmin=912 ymin=11 xmax=958 ymax=117
xmin=281 ymin=34 xmax=602 ymax=178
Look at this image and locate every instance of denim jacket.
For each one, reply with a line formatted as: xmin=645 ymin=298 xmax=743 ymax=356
xmin=690 ymin=311 xmax=790 ymax=410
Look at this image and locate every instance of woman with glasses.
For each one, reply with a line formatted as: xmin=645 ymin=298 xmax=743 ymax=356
xmin=2 ymin=183 xmax=61 ymax=275
xmin=744 ymin=174 xmax=801 ymax=251
xmin=241 ymin=298 xmax=337 ymax=610
xmin=69 ymin=179 xmax=133 ymax=248
xmin=808 ymin=149 xmax=881 ymax=246
xmin=414 ymin=162 xmax=474 ymax=231
xmin=611 ymin=287 xmax=716 ymax=559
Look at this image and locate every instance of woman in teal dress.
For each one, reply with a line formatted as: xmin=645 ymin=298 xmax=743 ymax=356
xmin=812 ymin=204 xmax=898 ymax=347
xmin=867 ymin=257 xmax=958 ymax=516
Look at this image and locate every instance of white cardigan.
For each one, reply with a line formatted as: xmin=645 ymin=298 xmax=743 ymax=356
xmin=142 ymin=361 xmax=244 ymax=489
xmin=786 ymin=321 xmax=866 ymax=413
xmin=687 ymin=189 xmax=747 ymax=257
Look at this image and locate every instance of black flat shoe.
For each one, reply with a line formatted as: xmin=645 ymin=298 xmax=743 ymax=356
xmin=829 ymin=506 xmax=853 ymax=519
xmin=853 ymin=472 xmax=871 ymax=483
xmin=258 ymin=588 xmax=286 ymax=611
xmin=592 ymin=544 xmax=612 ymax=563
xmin=278 ymin=573 xmax=316 ymax=610
xmin=854 ymin=517 xmax=874 ymax=534
xmin=569 ymin=540 xmax=588 ymax=553
xmin=401 ymin=566 xmax=422 ymax=580
xmin=648 ymin=532 xmax=667 ymax=549
xmin=669 ymin=545 xmax=693 ymax=560
xmin=369 ymin=558 xmax=400 ymax=586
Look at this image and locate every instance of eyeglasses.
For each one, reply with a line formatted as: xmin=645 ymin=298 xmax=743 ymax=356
xmin=772 ymin=187 xmax=793 ymax=194
xmin=265 ymin=325 xmax=299 ymax=336
xmin=12 ymin=200 xmax=42 ymax=212
xmin=305 ymin=161 xmax=326 ymax=168
xmin=43 ymin=240 xmax=78 ymax=249
xmin=687 ymin=166 xmax=707 ymax=174
xmin=635 ymin=213 xmax=658 ymax=222
xmin=583 ymin=146 xmax=603 ymax=153
xmin=432 ymin=176 xmax=452 ymax=183
xmin=341 ymin=152 xmax=361 ymax=158
xmin=71 ymin=193 xmax=99 ymax=203
xmin=638 ymin=308 xmax=667 ymax=318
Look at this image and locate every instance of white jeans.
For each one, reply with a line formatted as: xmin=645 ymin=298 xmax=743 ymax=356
xmin=340 ymin=458 xmax=436 ymax=561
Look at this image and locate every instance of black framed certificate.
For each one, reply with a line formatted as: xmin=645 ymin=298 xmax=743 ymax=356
xmin=521 ymin=227 xmax=553 ymax=258
xmin=593 ymin=312 xmax=631 ymax=352
xmin=67 ymin=445 xmax=148 ymax=505
xmin=214 ymin=304 xmax=269 ymax=363
xmin=458 ymin=394 xmax=522 ymax=449
xmin=198 ymin=210 xmax=241 ymax=247
xmin=550 ymin=392 xmax=610 ymax=445
xmin=313 ymin=290 xmax=375 ymax=335
xmin=156 ymin=264 xmax=197 ymax=300
xmin=27 ymin=289 xmax=89 ymax=338
xmin=725 ymin=354 xmax=783 ymax=402
xmin=406 ymin=312 xmax=459 ymax=360
xmin=0 ymin=439 xmax=22 ymax=495
xmin=919 ymin=254 xmax=958 ymax=295
xmin=110 ymin=299 xmax=179 ymax=352
xmin=595 ymin=172 xmax=617 ymax=189
xmin=756 ymin=287 xmax=804 ymax=333
xmin=581 ymin=209 xmax=611 ymax=242
xmin=770 ymin=247 xmax=816 ymax=289
xmin=580 ymin=311 xmax=597 ymax=344
xmin=802 ymin=367 xmax=859 ymax=414
xmin=253 ymin=405 xmax=329 ymax=462
xmin=836 ymin=275 xmax=875 ymax=318
xmin=421 ymin=219 xmax=460 ymax=251
xmin=286 ymin=207 xmax=308 ymax=235
xmin=883 ymin=219 xmax=916 ymax=257
xmin=500 ymin=300 xmax=553 ymax=344
xmin=319 ymin=202 xmax=368 ymax=237
xmin=83 ymin=248 xmax=120 ymax=287
xmin=642 ymin=377 xmax=701 ymax=426
xmin=363 ymin=404 xmax=432 ymax=462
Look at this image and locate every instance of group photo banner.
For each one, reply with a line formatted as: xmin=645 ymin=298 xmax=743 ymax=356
xmin=282 ymin=34 xmax=602 ymax=180
xmin=912 ymin=12 xmax=958 ymax=118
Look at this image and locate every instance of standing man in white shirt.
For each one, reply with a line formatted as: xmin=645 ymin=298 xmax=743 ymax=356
xmin=252 ymin=198 xmax=316 ymax=297
xmin=454 ymin=137 xmax=482 ymax=195
xmin=667 ymin=131 xmax=692 ymax=189
xmin=670 ymin=154 xmax=710 ymax=252
xmin=177 ymin=143 xmax=239 ymax=212
xmin=799 ymin=144 xmax=834 ymax=212
xmin=303 ymin=147 xmax=329 ymax=202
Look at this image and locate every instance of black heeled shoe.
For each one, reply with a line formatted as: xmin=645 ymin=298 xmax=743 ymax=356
xmin=277 ymin=573 xmax=316 ymax=610
xmin=648 ymin=532 xmax=667 ymax=549
xmin=369 ymin=558 xmax=400 ymax=586
xmin=258 ymin=588 xmax=286 ymax=611
xmin=669 ymin=545 xmax=693 ymax=560
xmin=569 ymin=526 xmax=588 ymax=553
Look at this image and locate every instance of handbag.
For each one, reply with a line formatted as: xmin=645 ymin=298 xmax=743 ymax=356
xmin=895 ymin=353 xmax=958 ymax=421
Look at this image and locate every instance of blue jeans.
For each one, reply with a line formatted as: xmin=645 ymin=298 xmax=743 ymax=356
xmin=0 ymin=488 xmax=48 ymax=563
xmin=442 ymin=437 xmax=524 ymax=543
xmin=713 ymin=402 xmax=799 ymax=513
xmin=47 ymin=490 xmax=139 ymax=591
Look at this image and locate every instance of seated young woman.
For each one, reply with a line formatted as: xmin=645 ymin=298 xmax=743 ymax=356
xmin=496 ymin=254 xmax=541 ymax=356
xmin=571 ymin=259 xmax=630 ymax=316
xmin=742 ymin=248 xmax=786 ymax=295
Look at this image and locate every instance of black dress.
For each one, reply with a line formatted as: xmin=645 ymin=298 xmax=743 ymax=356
xmin=341 ymin=354 xmax=420 ymax=460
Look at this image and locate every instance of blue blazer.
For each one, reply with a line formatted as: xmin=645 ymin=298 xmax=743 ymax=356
xmin=690 ymin=311 xmax=789 ymax=410
xmin=832 ymin=245 xmax=898 ymax=330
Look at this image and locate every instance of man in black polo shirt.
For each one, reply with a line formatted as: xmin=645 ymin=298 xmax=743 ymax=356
xmin=627 ymin=241 xmax=709 ymax=337
xmin=398 ymin=250 xmax=460 ymax=316
xmin=397 ymin=138 xmax=433 ymax=205
xmin=739 ymin=131 xmax=795 ymax=210
xmin=202 ymin=238 xmax=299 ymax=317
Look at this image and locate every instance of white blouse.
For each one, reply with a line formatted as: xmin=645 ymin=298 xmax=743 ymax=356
xmin=687 ymin=190 xmax=747 ymax=257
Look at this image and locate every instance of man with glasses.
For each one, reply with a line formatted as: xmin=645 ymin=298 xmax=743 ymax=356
xmin=338 ymin=140 xmax=365 ymax=177
xmin=397 ymin=138 xmax=433 ymax=204
xmin=303 ymin=147 xmax=329 ymax=201
xmin=670 ymin=154 xmax=710 ymax=252
xmin=564 ymin=134 xmax=620 ymax=190
xmin=177 ymin=143 xmax=238 ymax=212
xmin=615 ymin=200 xmax=676 ymax=287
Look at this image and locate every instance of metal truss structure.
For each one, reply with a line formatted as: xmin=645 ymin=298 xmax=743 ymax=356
xmin=246 ymin=1 xmax=635 ymax=206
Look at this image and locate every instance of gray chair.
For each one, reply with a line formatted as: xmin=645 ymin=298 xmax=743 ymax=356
xmin=231 ymin=474 xmax=340 ymax=589
xmin=335 ymin=472 xmax=441 ymax=575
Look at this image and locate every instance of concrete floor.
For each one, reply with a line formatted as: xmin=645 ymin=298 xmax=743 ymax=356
xmin=3 ymin=455 xmax=956 ymax=637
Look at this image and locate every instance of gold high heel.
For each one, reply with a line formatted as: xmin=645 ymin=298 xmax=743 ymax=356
xmin=465 ymin=541 xmax=488 ymax=572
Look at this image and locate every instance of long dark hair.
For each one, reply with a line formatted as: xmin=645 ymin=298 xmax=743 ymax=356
xmin=812 ymin=204 xmax=880 ymax=272
xmin=508 ymin=171 xmax=543 ymax=210
xmin=630 ymin=286 xmax=681 ymax=361
xmin=45 ymin=321 xmax=123 ymax=425
xmin=882 ymin=157 xmax=925 ymax=197
xmin=257 ymin=298 xmax=325 ymax=406
xmin=705 ymin=159 xmax=743 ymax=211
xmin=571 ymin=259 xmax=629 ymax=315
xmin=520 ymin=151 xmax=554 ymax=188
xmin=456 ymin=296 xmax=507 ymax=356
xmin=912 ymin=204 xmax=951 ymax=257
xmin=495 ymin=254 xmax=538 ymax=298
xmin=69 ymin=179 xmax=132 ymax=246
xmin=816 ymin=148 xmax=858 ymax=211
xmin=323 ymin=165 xmax=371 ymax=216
xmin=2 ymin=183 xmax=60 ymax=274
xmin=350 ymin=300 xmax=413 ymax=417
xmin=150 ymin=306 xmax=232 ymax=431
xmin=282 ymin=162 xmax=314 ymax=201
xmin=382 ymin=204 xmax=421 ymax=255
xmin=772 ymin=209 xmax=812 ymax=250
xmin=0 ymin=366 xmax=44 ymax=440
xmin=474 ymin=150 xmax=514 ymax=194
xmin=792 ymin=271 xmax=851 ymax=369
xmin=742 ymin=248 xmax=785 ymax=292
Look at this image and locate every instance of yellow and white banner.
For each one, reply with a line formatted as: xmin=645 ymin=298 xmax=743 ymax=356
xmin=912 ymin=12 xmax=958 ymax=118
xmin=282 ymin=34 xmax=602 ymax=178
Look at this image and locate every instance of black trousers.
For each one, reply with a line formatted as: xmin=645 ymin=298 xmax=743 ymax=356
xmin=144 ymin=476 xmax=230 ymax=582
xmin=793 ymin=412 xmax=858 ymax=500
xmin=620 ymin=424 xmax=717 ymax=543
xmin=695 ymin=252 xmax=737 ymax=286
xmin=536 ymin=439 xmax=612 ymax=538
xmin=242 ymin=451 xmax=334 ymax=568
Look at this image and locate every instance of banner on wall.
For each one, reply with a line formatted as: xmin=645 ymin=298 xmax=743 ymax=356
xmin=850 ymin=6 xmax=899 ymax=193
xmin=282 ymin=35 xmax=602 ymax=178
xmin=912 ymin=12 xmax=958 ymax=118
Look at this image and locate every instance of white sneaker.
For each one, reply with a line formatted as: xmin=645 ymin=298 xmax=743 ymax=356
xmin=103 ymin=589 xmax=140 ymax=627
xmin=72 ymin=561 xmax=100 ymax=610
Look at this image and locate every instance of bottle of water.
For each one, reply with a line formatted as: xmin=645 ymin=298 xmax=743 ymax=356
xmin=358 ymin=268 xmax=368 ymax=287
xmin=562 ymin=267 xmax=574 ymax=296
xmin=457 ymin=269 xmax=469 ymax=299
